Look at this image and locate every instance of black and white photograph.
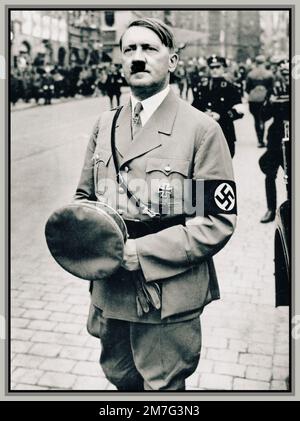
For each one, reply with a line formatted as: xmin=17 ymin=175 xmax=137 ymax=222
xmin=9 ymin=7 xmax=291 ymax=392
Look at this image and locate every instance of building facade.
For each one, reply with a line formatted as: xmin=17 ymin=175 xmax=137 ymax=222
xmin=10 ymin=10 xmax=68 ymax=68
xmin=67 ymin=10 xmax=102 ymax=65
xmin=129 ymin=10 xmax=262 ymax=62
xmin=10 ymin=9 xmax=289 ymax=69
xmin=260 ymin=10 xmax=289 ymax=60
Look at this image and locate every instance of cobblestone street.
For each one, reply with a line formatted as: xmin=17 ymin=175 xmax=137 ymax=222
xmin=10 ymin=90 xmax=289 ymax=392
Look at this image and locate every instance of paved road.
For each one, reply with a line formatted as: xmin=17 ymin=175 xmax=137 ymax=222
xmin=10 ymin=91 xmax=289 ymax=391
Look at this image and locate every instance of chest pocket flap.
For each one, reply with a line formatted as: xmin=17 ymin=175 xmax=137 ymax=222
xmin=92 ymin=148 xmax=112 ymax=167
xmin=93 ymin=148 xmax=112 ymax=195
xmin=146 ymin=158 xmax=190 ymax=177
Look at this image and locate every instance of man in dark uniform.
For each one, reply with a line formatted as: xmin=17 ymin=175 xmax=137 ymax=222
xmin=246 ymin=55 xmax=274 ymax=148
xmin=74 ymin=19 xmax=236 ymax=391
xmin=192 ymin=55 xmax=243 ymax=158
xmin=259 ymin=60 xmax=290 ymax=223
xmin=233 ymin=63 xmax=247 ymax=97
xmin=41 ymin=66 xmax=55 ymax=105
xmin=185 ymin=60 xmax=198 ymax=100
xmin=105 ymin=63 xmax=124 ymax=108
xmin=190 ymin=65 xmax=209 ymax=102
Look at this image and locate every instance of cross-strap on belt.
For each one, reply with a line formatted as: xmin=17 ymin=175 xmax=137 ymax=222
xmin=111 ymin=106 xmax=159 ymax=218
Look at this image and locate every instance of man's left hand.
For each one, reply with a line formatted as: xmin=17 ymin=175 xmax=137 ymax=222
xmin=210 ymin=111 xmax=220 ymax=121
xmin=122 ymin=239 xmax=140 ymax=271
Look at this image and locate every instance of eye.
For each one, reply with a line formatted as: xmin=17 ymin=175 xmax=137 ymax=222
xmin=145 ymin=46 xmax=158 ymax=52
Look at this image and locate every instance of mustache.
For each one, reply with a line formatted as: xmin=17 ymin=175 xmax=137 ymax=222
xmin=131 ymin=61 xmax=149 ymax=74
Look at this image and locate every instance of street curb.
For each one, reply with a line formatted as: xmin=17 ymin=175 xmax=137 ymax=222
xmin=10 ymin=87 xmax=131 ymax=112
xmin=10 ymin=95 xmax=106 ymax=112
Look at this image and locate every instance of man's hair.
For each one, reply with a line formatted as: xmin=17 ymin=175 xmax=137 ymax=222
xmin=119 ymin=18 xmax=176 ymax=51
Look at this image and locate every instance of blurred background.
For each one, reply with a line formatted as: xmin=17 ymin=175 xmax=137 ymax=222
xmin=10 ymin=9 xmax=289 ymax=107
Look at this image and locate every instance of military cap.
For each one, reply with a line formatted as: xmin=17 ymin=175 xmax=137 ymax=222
xmin=45 ymin=201 xmax=128 ymax=281
xmin=207 ymin=55 xmax=227 ymax=68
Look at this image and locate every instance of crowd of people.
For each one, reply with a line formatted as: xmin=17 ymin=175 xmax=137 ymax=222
xmin=10 ymin=53 xmax=285 ymax=108
xmin=10 ymin=61 xmax=126 ymax=106
xmin=10 ymin=54 xmax=287 ymax=105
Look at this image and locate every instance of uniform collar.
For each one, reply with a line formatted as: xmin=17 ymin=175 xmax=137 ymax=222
xmin=130 ymin=85 xmax=170 ymax=126
xmin=115 ymin=88 xmax=179 ymax=166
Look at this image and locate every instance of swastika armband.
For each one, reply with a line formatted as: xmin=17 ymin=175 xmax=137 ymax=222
xmin=184 ymin=179 xmax=237 ymax=216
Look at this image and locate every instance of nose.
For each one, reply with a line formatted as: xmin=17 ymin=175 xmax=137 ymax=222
xmin=132 ymin=46 xmax=146 ymax=62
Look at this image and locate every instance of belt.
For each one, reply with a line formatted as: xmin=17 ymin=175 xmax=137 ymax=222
xmin=124 ymin=214 xmax=186 ymax=239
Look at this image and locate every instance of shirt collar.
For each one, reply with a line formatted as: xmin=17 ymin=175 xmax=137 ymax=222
xmin=130 ymin=85 xmax=170 ymax=126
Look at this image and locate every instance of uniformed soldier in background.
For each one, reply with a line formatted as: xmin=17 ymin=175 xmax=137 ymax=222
xmin=192 ymin=55 xmax=243 ymax=158
xmin=246 ymin=55 xmax=274 ymax=148
xmin=105 ymin=63 xmax=124 ymax=108
xmin=259 ymin=59 xmax=290 ymax=223
xmin=74 ymin=18 xmax=236 ymax=391
xmin=185 ymin=60 xmax=198 ymax=100
xmin=190 ymin=65 xmax=209 ymax=102
xmin=233 ymin=63 xmax=247 ymax=97
xmin=173 ymin=60 xmax=186 ymax=98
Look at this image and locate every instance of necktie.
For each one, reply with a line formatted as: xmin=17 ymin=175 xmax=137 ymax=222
xmin=132 ymin=102 xmax=143 ymax=138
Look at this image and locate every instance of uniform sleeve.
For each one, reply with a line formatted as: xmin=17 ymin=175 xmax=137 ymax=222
xmin=261 ymin=97 xmax=274 ymax=122
xmin=267 ymin=74 xmax=275 ymax=94
xmin=73 ymin=118 xmax=100 ymax=202
xmin=135 ymin=121 xmax=237 ymax=282
xmin=231 ymin=84 xmax=242 ymax=106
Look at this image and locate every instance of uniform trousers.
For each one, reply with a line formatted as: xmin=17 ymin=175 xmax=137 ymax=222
xmin=249 ymin=102 xmax=265 ymax=144
xmin=95 ymin=306 xmax=202 ymax=391
xmin=259 ymin=148 xmax=283 ymax=211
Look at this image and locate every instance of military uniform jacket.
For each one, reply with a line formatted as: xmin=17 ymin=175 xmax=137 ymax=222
xmin=246 ymin=67 xmax=274 ymax=101
xmin=74 ymin=89 xmax=236 ymax=323
xmin=105 ymin=72 xmax=123 ymax=96
xmin=192 ymin=77 xmax=242 ymax=149
xmin=261 ymin=79 xmax=290 ymax=151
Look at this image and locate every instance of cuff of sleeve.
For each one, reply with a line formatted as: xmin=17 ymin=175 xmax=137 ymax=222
xmin=135 ymin=230 xmax=190 ymax=282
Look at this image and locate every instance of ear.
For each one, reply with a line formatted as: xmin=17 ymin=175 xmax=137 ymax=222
xmin=168 ymin=52 xmax=179 ymax=73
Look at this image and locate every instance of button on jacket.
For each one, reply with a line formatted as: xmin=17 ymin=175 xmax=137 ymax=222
xmin=74 ymin=89 xmax=237 ymax=323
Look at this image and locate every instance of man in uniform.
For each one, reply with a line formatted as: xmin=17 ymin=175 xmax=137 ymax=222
xmin=259 ymin=59 xmax=290 ymax=223
xmin=105 ymin=63 xmax=124 ymax=108
xmin=173 ymin=60 xmax=186 ymax=98
xmin=74 ymin=18 xmax=237 ymax=391
xmin=192 ymin=55 xmax=243 ymax=158
xmin=246 ymin=55 xmax=274 ymax=148
xmin=190 ymin=64 xmax=209 ymax=102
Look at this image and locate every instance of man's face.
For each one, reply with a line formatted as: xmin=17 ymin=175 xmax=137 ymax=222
xmin=121 ymin=26 xmax=178 ymax=96
xmin=209 ymin=64 xmax=225 ymax=78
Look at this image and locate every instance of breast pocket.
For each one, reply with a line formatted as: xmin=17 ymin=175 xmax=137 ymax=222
xmin=92 ymin=148 xmax=112 ymax=196
xmin=145 ymin=158 xmax=190 ymax=214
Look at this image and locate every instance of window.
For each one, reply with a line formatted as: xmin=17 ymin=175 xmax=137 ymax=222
xmin=105 ymin=11 xmax=115 ymax=27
